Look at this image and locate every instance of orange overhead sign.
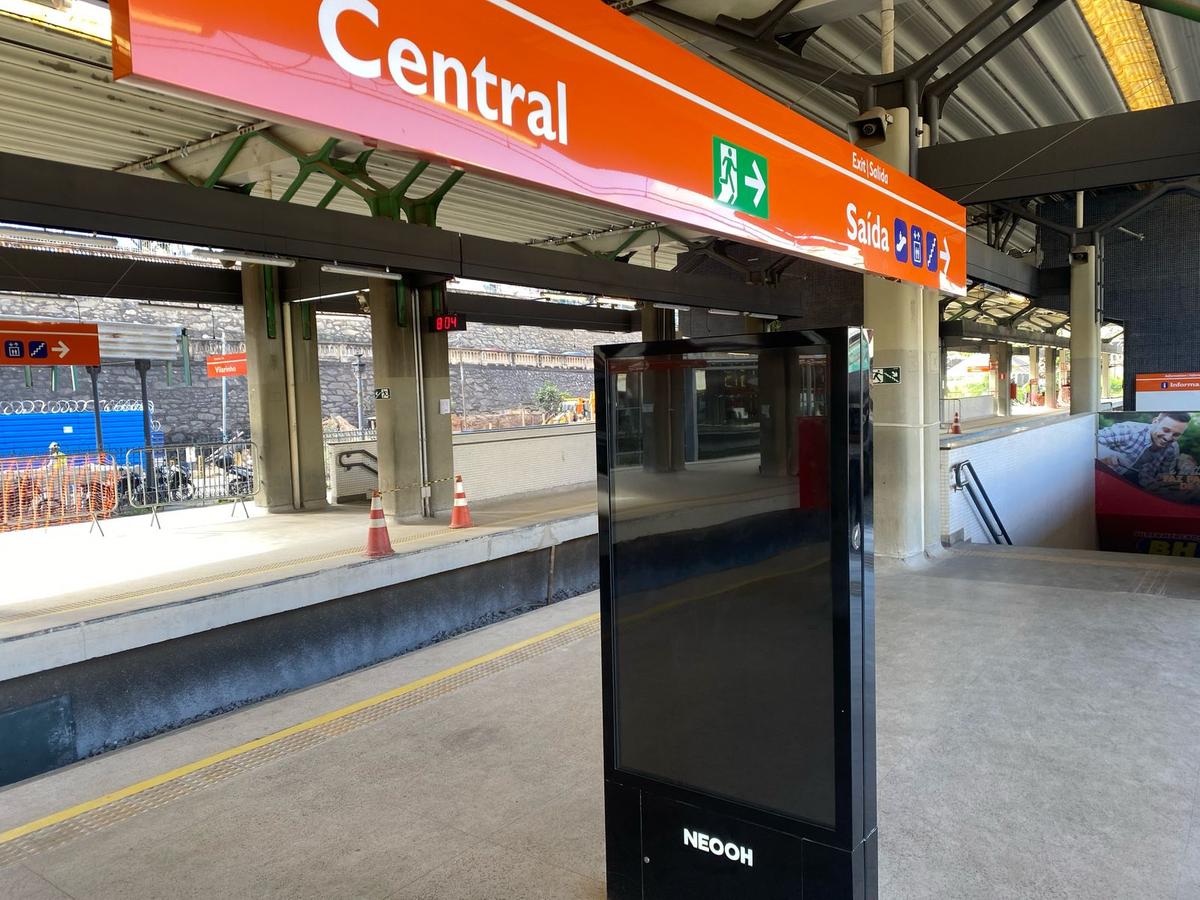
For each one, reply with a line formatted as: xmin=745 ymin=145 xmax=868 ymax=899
xmin=0 ymin=320 xmax=100 ymax=367
xmin=1135 ymin=373 xmax=1200 ymax=392
xmin=206 ymin=352 xmax=248 ymax=378
xmin=110 ymin=0 xmax=967 ymax=294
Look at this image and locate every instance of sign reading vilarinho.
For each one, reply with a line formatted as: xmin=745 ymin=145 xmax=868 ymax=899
xmin=110 ymin=0 xmax=966 ymax=294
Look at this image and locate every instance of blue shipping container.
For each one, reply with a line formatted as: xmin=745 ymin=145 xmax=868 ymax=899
xmin=0 ymin=410 xmax=162 ymax=458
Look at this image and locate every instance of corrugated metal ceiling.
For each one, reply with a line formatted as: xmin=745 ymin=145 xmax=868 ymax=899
xmin=0 ymin=2 xmax=1197 ymax=270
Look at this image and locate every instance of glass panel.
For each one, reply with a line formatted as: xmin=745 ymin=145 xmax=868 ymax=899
xmin=607 ymin=344 xmax=836 ymax=827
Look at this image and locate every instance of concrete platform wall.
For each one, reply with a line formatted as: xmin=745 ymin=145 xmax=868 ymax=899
xmin=940 ymin=414 xmax=1097 ymax=549
xmin=328 ymin=423 xmax=596 ymax=503
xmin=0 ymin=537 xmax=598 ymax=786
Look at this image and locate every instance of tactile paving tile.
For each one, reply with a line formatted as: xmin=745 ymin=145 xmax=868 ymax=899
xmin=0 ymin=615 xmax=599 ymax=869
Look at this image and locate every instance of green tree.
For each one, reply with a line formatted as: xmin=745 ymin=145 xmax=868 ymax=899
xmin=534 ymin=381 xmax=565 ymax=419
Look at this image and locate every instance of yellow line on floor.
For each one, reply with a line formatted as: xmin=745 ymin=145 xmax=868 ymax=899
xmin=0 ymin=610 xmax=601 ymax=847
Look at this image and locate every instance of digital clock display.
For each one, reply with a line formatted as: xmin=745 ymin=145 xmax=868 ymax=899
xmin=428 ymin=314 xmax=467 ymax=332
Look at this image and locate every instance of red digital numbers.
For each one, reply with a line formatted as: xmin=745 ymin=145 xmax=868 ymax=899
xmin=429 ymin=314 xmax=466 ymax=332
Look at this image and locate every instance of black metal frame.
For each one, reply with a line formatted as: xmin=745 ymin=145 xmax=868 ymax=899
xmin=595 ymin=328 xmax=874 ymax=897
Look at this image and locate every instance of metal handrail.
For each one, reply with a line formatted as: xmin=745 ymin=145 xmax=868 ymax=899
xmin=951 ymin=460 xmax=1012 ymax=545
xmin=337 ymin=449 xmax=378 ymax=477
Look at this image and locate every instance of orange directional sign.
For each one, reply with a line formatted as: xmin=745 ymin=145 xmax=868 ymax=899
xmin=109 ymin=0 xmax=967 ymax=294
xmin=0 ymin=320 xmax=100 ymax=367
xmin=206 ymin=352 xmax=248 ymax=378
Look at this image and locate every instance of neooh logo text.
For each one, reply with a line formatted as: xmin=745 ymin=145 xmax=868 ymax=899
xmin=683 ymin=828 xmax=754 ymax=867
xmin=318 ymin=0 xmax=569 ymax=145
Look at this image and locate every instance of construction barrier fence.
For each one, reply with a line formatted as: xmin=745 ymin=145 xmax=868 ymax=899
xmin=123 ymin=440 xmax=256 ymax=511
xmin=0 ymin=452 xmax=119 ymax=532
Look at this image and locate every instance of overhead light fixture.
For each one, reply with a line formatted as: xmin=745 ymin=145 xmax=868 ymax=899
xmin=0 ymin=225 xmax=119 ymax=249
xmin=709 ymin=308 xmax=743 ymax=317
xmin=1076 ymin=0 xmax=1174 ymax=110
xmin=321 ymin=263 xmax=405 ymax=281
xmin=293 ymin=289 xmax=365 ymax=304
xmin=748 ymin=313 xmax=779 ymax=320
xmin=193 ymin=250 xmax=296 ymax=268
xmin=652 ymin=302 xmax=690 ymax=311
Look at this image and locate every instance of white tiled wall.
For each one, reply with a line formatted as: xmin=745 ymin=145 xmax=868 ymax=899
xmin=940 ymin=414 xmax=1097 ymax=549
xmin=327 ymin=424 xmax=596 ymax=505
xmin=453 ymin=424 xmax=596 ymax=503
xmin=942 ymin=394 xmax=996 ymax=423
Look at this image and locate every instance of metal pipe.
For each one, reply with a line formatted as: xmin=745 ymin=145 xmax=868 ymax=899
xmin=640 ymin=3 xmax=868 ymax=99
xmin=88 ymin=365 xmax=103 ymax=453
xmin=1096 ymin=179 xmax=1200 ymax=235
xmin=1130 ymin=0 xmax=1200 ymax=23
xmin=911 ymin=0 xmax=1023 ymax=81
xmin=412 ymin=287 xmax=432 ymax=518
xmin=135 ymin=359 xmax=155 ymax=502
xmin=355 ymin=353 xmax=365 ymax=430
xmin=995 ymin=201 xmax=1077 ymax=238
xmin=881 ymin=0 xmax=895 ymax=74
xmin=927 ymin=0 xmax=1066 ymax=100
xmin=220 ymin=330 xmax=228 ymax=441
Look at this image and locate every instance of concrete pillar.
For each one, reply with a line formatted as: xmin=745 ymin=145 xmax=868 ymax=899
xmin=282 ymin=298 xmax=328 ymax=509
xmin=367 ymin=277 xmax=422 ymax=519
xmin=1028 ymin=346 xmax=1040 ymax=404
xmin=1100 ymin=352 xmax=1111 ymax=401
xmin=759 ymin=349 xmax=802 ymax=478
xmin=242 ymin=265 xmax=325 ymax=511
xmin=859 ymin=106 xmax=941 ymax=559
xmin=640 ymin=304 xmax=685 ymax=472
xmin=418 ymin=286 xmax=455 ymax=514
xmin=1070 ymin=245 xmax=1101 ymax=414
xmin=1045 ymin=349 xmax=1059 ymax=409
xmin=990 ymin=342 xmax=1012 ymax=417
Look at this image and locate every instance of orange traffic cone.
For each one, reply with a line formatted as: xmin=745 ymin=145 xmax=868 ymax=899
xmin=449 ymin=475 xmax=473 ymax=529
xmin=364 ymin=491 xmax=394 ymax=558
xmin=950 ymin=411 xmax=963 ymax=435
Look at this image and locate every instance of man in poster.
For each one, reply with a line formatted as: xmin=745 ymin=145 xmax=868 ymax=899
xmin=1097 ymin=412 xmax=1191 ymax=487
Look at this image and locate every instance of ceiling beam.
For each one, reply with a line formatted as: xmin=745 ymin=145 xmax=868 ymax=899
xmin=0 ymin=246 xmax=242 ymax=305
xmin=0 ymin=152 xmax=810 ymax=317
xmin=964 ymin=236 xmax=1040 ymax=297
xmin=941 ymin=319 xmax=1070 ymax=349
xmin=920 ymin=100 xmax=1200 ymax=203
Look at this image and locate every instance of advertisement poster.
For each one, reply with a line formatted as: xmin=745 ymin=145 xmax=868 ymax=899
xmin=1096 ymin=411 xmax=1200 ymax=556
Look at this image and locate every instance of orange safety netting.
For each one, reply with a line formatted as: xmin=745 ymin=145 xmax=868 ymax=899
xmin=0 ymin=453 xmax=119 ymax=532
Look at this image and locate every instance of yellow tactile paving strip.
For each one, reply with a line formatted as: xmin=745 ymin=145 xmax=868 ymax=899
xmin=0 ymin=612 xmax=601 ymax=869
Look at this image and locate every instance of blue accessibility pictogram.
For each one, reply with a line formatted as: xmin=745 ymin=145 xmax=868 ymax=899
xmin=28 ymin=340 xmax=48 ymax=359
xmin=4 ymin=340 xmax=22 ymax=359
xmin=925 ymin=232 xmax=938 ymax=272
xmin=910 ymin=225 xmax=924 ymax=269
xmin=893 ymin=218 xmax=908 ymax=263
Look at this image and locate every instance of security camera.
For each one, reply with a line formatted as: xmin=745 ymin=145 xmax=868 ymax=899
xmin=847 ymin=107 xmax=892 ymax=148
xmin=356 ymin=291 xmax=369 ymax=311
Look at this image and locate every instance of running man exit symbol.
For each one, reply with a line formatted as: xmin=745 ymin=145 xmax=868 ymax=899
xmin=871 ymin=366 xmax=901 ymax=385
xmin=713 ymin=138 xmax=769 ymax=218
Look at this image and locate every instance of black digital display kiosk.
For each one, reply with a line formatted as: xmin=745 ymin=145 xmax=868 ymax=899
xmin=596 ymin=328 xmax=875 ymax=899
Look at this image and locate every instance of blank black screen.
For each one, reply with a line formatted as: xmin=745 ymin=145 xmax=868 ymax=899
xmin=607 ymin=346 xmax=836 ymax=827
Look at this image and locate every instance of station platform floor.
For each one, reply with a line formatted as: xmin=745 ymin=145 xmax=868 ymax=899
xmin=3 ymin=545 xmax=1200 ymax=898
xmin=0 ymin=485 xmax=596 ymax=681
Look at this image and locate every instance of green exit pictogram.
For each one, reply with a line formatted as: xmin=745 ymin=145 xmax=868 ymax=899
xmin=712 ymin=137 xmax=769 ymax=218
